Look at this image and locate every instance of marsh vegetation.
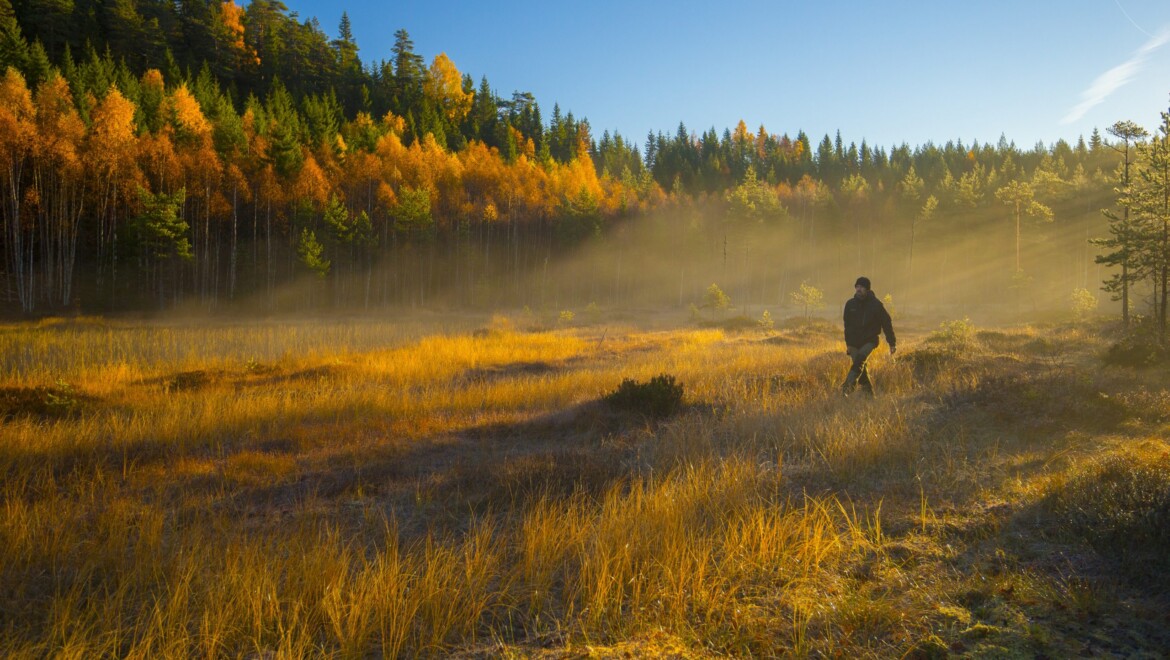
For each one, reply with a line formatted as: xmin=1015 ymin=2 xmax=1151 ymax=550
xmin=1 ymin=311 xmax=1168 ymax=657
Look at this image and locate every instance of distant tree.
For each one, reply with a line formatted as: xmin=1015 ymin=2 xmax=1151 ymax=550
xmin=725 ymin=164 xmax=784 ymax=222
xmin=757 ymin=309 xmax=774 ymax=331
xmin=424 ymin=53 xmax=472 ymax=139
xmin=132 ymin=186 xmax=192 ymax=262
xmin=331 ymin=12 xmax=363 ymax=113
xmin=1070 ymin=287 xmax=1098 ymax=321
xmin=392 ymin=185 xmax=433 ymax=240
xmin=995 ymin=179 xmax=1052 ymax=274
xmin=789 ymin=281 xmax=825 ymax=320
xmin=390 ymin=28 xmax=424 ymax=127
xmin=264 ymin=79 xmax=304 ymax=177
xmin=296 ymin=226 xmax=329 ymax=278
xmin=131 ymin=186 xmax=191 ymax=306
xmin=702 ymin=282 xmax=730 ymax=318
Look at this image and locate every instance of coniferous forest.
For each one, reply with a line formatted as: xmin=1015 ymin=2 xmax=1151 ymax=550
xmin=2 ymin=0 xmax=1169 ymax=330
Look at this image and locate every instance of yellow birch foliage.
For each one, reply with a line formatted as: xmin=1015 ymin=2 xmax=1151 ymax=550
xmin=550 ymin=151 xmax=603 ymax=207
xmin=218 ymin=1 xmax=256 ymax=65
xmin=138 ymin=132 xmax=181 ymax=192
xmin=293 ymin=153 xmax=332 ymax=210
xmin=338 ymin=149 xmax=382 ymax=215
xmin=458 ymin=140 xmax=504 ymax=210
xmin=375 ymin=128 xmax=407 ymax=174
xmin=424 ymin=53 xmax=472 ymax=125
xmin=381 ymin=111 xmax=406 ymax=137
xmin=416 ymin=133 xmax=462 ymax=226
xmin=170 ymin=84 xmax=211 ymax=141
xmin=87 ymin=87 xmax=138 ymax=177
xmin=32 ymin=76 xmax=85 ymax=174
xmin=169 ymin=84 xmax=222 ymax=205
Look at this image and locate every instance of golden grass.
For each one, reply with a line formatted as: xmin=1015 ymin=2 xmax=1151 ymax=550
xmin=1 ymin=314 xmax=1168 ymax=656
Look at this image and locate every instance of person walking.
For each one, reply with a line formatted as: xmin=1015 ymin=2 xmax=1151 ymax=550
xmin=841 ymin=276 xmax=896 ymax=396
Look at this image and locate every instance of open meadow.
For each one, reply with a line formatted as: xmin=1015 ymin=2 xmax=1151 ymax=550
xmin=1 ymin=311 xmax=1168 ymax=657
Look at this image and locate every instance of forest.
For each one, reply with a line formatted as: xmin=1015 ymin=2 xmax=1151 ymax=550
xmin=1 ymin=0 xmax=1169 ymax=332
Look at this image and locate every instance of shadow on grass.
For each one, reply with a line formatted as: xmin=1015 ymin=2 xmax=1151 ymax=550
xmin=0 ymin=384 xmax=100 ymax=422
xmin=153 ymin=395 xmax=712 ymax=538
xmin=136 ymin=363 xmax=350 ymax=393
xmin=924 ymin=450 xmax=1170 ymax=658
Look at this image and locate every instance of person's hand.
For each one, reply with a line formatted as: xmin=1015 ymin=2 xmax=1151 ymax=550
xmin=889 ymin=345 xmax=897 ymax=356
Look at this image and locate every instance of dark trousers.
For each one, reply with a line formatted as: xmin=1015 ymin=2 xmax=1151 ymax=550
xmin=842 ymin=341 xmax=877 ymax=394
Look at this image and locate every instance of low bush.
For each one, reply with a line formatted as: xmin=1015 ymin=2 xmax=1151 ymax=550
xmin=1103 ymin=334 xmax=1169 ymax=367
xmin=604 ymin=373 xmax=685 ymax=418
xmin=925 ymin=318 xmax=977 ymax=349
xmin=0 ymin=381 xmax=87 ymax=421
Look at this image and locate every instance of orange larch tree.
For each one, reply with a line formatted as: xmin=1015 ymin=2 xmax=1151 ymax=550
xmin=0 ymin=67 xmax=35 ymax=311
xmin=169 ymin=82 xmax=223 ymax=305
xmin=83 ymin=84 xmax=141 ymax=304
xmin=30 ymin=74 xmax=86 ymax=308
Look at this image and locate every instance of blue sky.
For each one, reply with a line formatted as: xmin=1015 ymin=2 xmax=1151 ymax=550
xmin=281 ymin=0 xmax=1170 ymax=151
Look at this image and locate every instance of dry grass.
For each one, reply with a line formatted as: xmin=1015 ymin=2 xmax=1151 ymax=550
xmin=1 ymin=313 xmax=1168 ymax=657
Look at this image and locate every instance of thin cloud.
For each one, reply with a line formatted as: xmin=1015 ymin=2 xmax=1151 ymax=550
xmin=1061 ymin=25 xmax=1170 ymax=125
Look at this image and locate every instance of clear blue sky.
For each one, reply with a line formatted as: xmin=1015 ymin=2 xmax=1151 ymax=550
xmin=280 ymin=0 xmax=1170 ymax=151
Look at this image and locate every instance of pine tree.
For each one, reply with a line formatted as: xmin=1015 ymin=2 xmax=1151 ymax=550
xmin=1094 ymin=121 xmax=1149 ymax=327
xmin=0 ymin=0 xmax=30 ymax=73
xmin=1130 ymin=108 xmax=1170 ymax=342
xmin=331 ymin=12 xmax=363 ymax=114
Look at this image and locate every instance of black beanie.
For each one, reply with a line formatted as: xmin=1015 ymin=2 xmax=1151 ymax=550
xmin=855 ymin=276 xmax=871 ymax=290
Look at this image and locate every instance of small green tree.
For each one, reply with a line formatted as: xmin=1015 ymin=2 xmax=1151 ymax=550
xmin=132 ymin=186 xmax=191 ymax=263
xmin=757 ymin=309 xmax=775 ymax=332
xmin=130 ymin=186 xmax=191 ymax=305
xmin=789 ymin=281 xmax=825 ymax=320
xmin=1070 ymin=287 xmax=1098 ymax=321
xmin=702 ymin=283 xmax=731 ymax=318
xmin=392 ymin=185 xmax=434 ymax=240
xmin=297 ymin=228 xmax=330 ymax=279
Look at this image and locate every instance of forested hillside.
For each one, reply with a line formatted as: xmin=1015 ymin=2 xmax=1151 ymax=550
xmin=1 ymin=0 xmax=1165 ymax=320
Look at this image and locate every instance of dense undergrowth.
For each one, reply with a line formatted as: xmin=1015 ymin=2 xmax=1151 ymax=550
xmin=0 ymin=314 xmax=1167 ymax=657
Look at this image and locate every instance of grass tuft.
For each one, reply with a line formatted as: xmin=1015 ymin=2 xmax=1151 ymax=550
xmin=1041 ymin=443 xmax=1170 ymax=571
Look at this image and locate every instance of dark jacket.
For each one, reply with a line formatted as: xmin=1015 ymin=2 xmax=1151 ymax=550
xmin=843 ymin=291 xmax=896 ymax=349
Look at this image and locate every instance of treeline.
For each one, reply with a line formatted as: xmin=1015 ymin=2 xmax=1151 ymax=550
xmin=0 ymin=0 xmax=667 ymax=313
xmin=0 ymin=0 xmax=1158 ymax=318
